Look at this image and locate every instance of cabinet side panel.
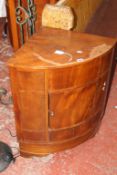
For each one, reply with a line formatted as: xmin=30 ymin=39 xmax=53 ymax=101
xmin=9 ymin=68 xmax=48 ymax=142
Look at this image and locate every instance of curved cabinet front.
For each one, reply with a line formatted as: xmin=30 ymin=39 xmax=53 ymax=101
xmin=8 ymin=28 xmax=116 ymax=156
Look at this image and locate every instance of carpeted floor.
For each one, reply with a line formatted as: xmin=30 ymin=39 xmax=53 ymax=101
xmin=0 ymin=0 xmax=117 ymax=174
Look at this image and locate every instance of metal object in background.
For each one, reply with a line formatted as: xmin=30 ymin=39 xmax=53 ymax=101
xmin=0 ymin=141 xmax=15 ymax=172
xmin=16 ymin=0 xmax=37 ymax=45
xmin=0 ymin=88 xmax=12 ymax=105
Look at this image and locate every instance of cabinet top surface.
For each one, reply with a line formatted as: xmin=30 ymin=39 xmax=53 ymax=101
xmin=8 ymin=27 xmax=116 ymax=70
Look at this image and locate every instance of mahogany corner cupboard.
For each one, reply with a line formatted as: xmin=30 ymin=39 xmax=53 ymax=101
xmin=8 ymin=28 xmax=116 ymax=156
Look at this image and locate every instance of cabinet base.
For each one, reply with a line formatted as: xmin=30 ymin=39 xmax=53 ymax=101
xmin=19 ymin=124 xmax=100 ymax=157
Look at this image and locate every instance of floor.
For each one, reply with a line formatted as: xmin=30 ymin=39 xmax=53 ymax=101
xmin=0 ymin=0 xmax=117 ymax=174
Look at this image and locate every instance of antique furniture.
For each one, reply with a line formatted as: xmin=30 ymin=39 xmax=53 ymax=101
xmin=8 ymin=27 xmax=116 ymax=156
xmin=7 ymin=0 xmax=103 ymax=50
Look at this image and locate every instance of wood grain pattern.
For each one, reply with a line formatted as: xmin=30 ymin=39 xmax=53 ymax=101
xmin=8 ymin=27 xmax=116 ymax=156
xmin=64 ymin=0 xmax=103 ymax=31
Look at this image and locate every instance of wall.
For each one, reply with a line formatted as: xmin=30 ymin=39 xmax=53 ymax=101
xmin=63 ymin=0 xmax=103 ymax=31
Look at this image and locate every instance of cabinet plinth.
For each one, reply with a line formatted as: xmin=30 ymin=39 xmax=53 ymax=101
xmin=8 ymin=28 xmax=116 ymax=156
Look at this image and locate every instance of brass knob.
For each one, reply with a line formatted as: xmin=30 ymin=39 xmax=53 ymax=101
xmin=102 ymin=82 xmax=106 ymax=91
xmin=48 ymin=110 xmax=54 ymax=117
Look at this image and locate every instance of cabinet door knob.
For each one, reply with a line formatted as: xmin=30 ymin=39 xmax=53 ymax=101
xmin=48 ymin=110 xmax=54 ymax=117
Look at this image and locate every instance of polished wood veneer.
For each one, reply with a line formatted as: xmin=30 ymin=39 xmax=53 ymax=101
xmin=8 ymin=28 xmax=116 ymax=156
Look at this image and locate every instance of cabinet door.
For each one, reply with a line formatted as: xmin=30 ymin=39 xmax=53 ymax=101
xmin=48 ymin=83 xmax=97 ymax=129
